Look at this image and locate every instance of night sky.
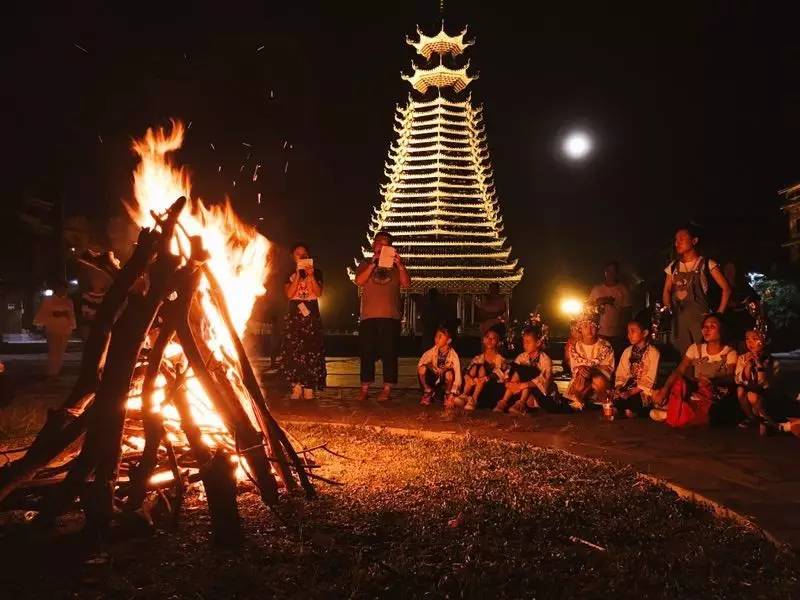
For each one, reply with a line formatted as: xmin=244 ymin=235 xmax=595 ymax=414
xmin=7 ymin=1 xmax=800 ymax=327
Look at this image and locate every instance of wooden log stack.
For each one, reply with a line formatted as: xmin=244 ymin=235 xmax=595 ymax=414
xmin=0 ymin=198 xmax=314 ymax=545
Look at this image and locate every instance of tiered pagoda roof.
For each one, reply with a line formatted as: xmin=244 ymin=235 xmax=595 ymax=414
xmin=351 ymin=24 xmax=523 ymax=295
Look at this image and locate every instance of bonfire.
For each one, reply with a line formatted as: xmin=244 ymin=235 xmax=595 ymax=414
xmin=0 ymin=121 xmax=313 ymax=543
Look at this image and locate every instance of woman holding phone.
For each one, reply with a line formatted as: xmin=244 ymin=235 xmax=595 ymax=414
xmin=280 ymin=242 xmax=327 ymax=399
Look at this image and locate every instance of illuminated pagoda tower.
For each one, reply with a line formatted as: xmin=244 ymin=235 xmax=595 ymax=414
xmin=351 ymin=24 xmax=523 ymax=333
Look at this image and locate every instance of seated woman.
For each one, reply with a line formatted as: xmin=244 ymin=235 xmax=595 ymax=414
xmin=494 ymin=325 xmax=556 ymax=415
xmin=460 ymin=327 xmax=507 ymax=411
xmin=613 ymin=314 xmax=661 ymax=418
xmin=651 ymin=313 xmax=738 ymax=427
xmin=563 ymin=312 xmax=615 ymax=411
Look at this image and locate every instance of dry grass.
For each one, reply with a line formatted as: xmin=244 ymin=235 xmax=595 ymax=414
xmin=0 ymin=423 xmax=798 ymax=599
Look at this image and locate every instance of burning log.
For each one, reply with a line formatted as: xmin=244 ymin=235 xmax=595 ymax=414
xmin=0 ymin=121 xmax=315 ymax=543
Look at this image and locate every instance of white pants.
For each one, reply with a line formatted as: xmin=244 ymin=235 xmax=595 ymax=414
xmin=46 ymin=332 xmax=70 ymax=376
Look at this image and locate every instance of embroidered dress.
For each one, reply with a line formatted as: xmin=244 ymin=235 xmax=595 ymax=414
xmin=615 ymin=344 xmax=660 ymax=400
xmin=279 ymin=269 xmax=327 ymax=390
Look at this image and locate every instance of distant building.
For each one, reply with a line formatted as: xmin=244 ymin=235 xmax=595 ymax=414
xmin=780 ymin=183 xmax=800 ymax=263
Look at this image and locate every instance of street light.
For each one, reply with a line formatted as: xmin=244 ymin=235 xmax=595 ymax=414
xmin=559 ymin=296 xmax=583 ymax=318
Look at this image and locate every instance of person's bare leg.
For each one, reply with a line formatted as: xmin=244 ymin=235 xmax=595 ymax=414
xmin=509 ymin=387 xmax=530 ymax=415
xmin=471 ymin=378 xmax=487 ymax=401
xmin=747 ymin=390 xmax=768 ymax=420
xmin=462 ymin=375 xmax=476 ymax=399
xmin=443 ymin=371 xmax=456 ymax=408
xmin=737 ymin=387 xmax=754 ymax=419
xmin=417 ymin=366 xmax=433 ymax=405
xmin=495 ymin=372 xmax=519 ymax=412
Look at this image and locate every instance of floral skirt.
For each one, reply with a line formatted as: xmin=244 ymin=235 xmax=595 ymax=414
xmin=279 ymin=300 xmax=326 ymax=390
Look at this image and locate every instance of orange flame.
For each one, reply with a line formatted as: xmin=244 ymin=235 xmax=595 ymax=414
xmin=123 ymin=120 xmax=269 ymax=480
xmin=127 ymin=119 xmax=269 ymax=335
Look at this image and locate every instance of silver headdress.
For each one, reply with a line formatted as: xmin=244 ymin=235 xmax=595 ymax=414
xmin=746 ymin=299 xmax=769 ymax=342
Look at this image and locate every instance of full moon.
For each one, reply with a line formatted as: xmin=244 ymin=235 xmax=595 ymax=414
xmin=562 ymin=131 xmax=592 ymax=160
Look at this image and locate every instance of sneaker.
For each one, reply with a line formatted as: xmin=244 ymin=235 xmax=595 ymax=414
xmin=508 ymin=400 xmax=527 ymax=416
xmin=420 ymin=391 xmax=433 ymax=406
xmin=290 ymin=384 xmax=302 ymax=400
xmin=650 ymin=408 xmax=667 ymax=422
xmin=465 ymin=397 xmax=477 ymax=411
xmin=377 ymin=387 xmax=392 ymax=402
xmin=303 ymin=387 xmax=314 ymax=400
xmin=357 ymin=387 xmax=369 ymax=401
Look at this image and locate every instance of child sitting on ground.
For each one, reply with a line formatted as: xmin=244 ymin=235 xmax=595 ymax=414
xmin=460 ymin=327 xmax=507 ymax=411
xmin=735 ymin=328 xmax=780 ymax=430
xmin=613 ymin=314 xmax=661 ymax=418
xmin=494 ymin=325 xmax=555 ymax=416
xmin=564 ymin=311 xmax=615 ymax=411
xmin=651 ymin=313 xmax=738 ymax=427
xmin=417 ymin=324 xmax=462 ymax=408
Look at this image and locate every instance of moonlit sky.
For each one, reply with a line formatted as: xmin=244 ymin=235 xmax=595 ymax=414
xmin=6 ymin=1 xmax=800 ymax=325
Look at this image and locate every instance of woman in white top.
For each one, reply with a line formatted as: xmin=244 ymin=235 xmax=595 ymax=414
xmin=652 ymin=313 xmax=738 ymax=427
xmin=34 ymin=281 xmax=76 ymax=377
xmin=279 ymin=243 xmax=327 ymax=400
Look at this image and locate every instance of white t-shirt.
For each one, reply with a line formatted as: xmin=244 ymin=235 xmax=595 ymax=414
xmin=587 ymin=283 xmax=631 ymax=337
xmin=685 ymin=343 xmax=737 ymax=365
xmin=418 ymin=346 xmax=462 ymax=390
xmin=663 ymin=257 xmax=719 ymax=276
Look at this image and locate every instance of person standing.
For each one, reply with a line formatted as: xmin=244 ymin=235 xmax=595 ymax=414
xmin=662 ymin=225 xmax=732 ymax=355
xmin=354 ymin=230 xmax=411 ymax=402
xmin=34 ymin=281 xmax=76 ymax=377
xmin=587 ymin=261 xmax=632 ymax=356
xmin=280 ymin=243 xmax=327 ymax=399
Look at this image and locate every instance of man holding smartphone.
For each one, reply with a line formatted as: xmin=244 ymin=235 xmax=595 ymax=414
xmin=354 ymin=230 xmax=411 ymax=401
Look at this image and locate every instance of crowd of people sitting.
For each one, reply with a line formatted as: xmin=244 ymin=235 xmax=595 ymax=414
xmin=274 ymin=225 xmax=797 ymax=434
xmin=415 ymin=306 xmax=792 ymax=432
xmin=411 ymin=223 xmax=797 ymax=433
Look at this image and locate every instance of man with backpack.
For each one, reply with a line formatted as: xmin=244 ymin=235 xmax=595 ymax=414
xmin=662 ymin=224 xmax=732 ymax=354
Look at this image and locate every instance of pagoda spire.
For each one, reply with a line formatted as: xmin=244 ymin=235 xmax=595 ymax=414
xmin=350 ymin=23 xmax=523 ymax=303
